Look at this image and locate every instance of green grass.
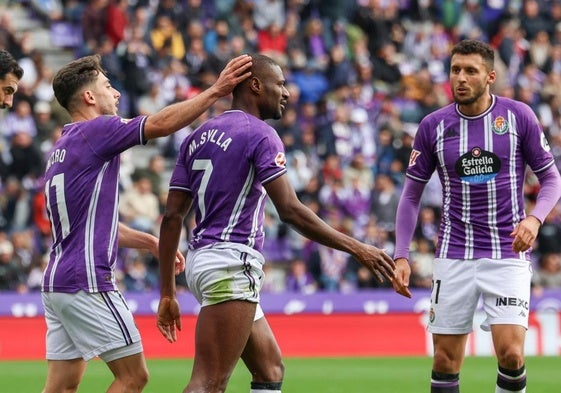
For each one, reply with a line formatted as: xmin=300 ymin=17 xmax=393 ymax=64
xmin=2 ymin=356 xmax=560 ymax=392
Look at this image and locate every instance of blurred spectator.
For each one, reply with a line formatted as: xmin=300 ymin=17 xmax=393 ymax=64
xmin=150 ymin=14 xmax=186 ymax=61
xmin=105 ymin=0 xmax=129 ymax=47
xmin=532 ymin=252 xmax=561 ymax=296
xmin=0 ymin=238 xmax=27 ymax=292
xmin=8 ymin=131 xmax=45 ymax=185
xmin=33 ymin=100 xmax=57 ymax=147
xmin=119 ymin=172 xmax=160 ymax=234
xmin=0 ymin=178 xmax=32 ymax=233
xmin=370 ymin=173 xmax=400 ymax=233
xmin=409 ymin=237 xmax=434 ymax=289
xmin=122 ymin=251 xmax=159 ymax=292
xmin=285 ymin=257 xmax=317 ymax=294
xmin=2 ymin=100 xmax=37 ymax=139
xmin=80 ymin=0 xmax=109 ymax=55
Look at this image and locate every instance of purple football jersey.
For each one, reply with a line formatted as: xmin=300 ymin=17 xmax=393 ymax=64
xmin=407 ymin=95 xmax=555 ymax=260
xmin=42 ymin=115 xmax=147 ymax=293
xmin=169 ymin=110 xmax=287 ymax=252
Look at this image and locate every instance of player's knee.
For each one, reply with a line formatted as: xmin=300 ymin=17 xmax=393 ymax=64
xmin=118 ymin=368 xmax=149 ymax=392
xmin=433 ymin=349 xmax=461 ymax=373
xmin=254 ymin=360 xmax=285 ymax=382
xmin=496 ymin=347 xmax=524 ymax=370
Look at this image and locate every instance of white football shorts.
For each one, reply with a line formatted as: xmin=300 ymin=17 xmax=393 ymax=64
xmin=185 ymin=242 xmax=265 ymax=321
xmin=42 ymin=290 xmax=143 ymax=362
xmin=427 ymin=258 xmax=532 ymax=334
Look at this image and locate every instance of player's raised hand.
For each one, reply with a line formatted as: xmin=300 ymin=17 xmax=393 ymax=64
xmin=392 ymin=258 xmax=412 ymax=298
xmin=211 ymin=54 xmax=252 ymax=97
xmin=355 ymin=244 xmax=396 ymax=283
xmin=157 ymin=296 xmax=181 ymax=343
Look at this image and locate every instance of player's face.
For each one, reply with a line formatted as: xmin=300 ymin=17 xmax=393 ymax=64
xmin=0 ymin=72 xmax=20 ymax=109
xmin=92 ymin=73 xmax=121 ymax=116
xmin=260 ymin=65 xmax=289 ymax=120
xmin=450 ymin=53 xmax=495 ymax=109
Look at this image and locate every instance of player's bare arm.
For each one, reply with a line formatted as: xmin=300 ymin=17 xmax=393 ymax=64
xmin=264 ymin=175 xmax=395 ymax=282
xmin=157 ymin=190 xmax=193 ymax=342
xmin=143 ymin=54 xmax=252 ymax=140
xmin=118 ymin=222 xmax=185 ymax=274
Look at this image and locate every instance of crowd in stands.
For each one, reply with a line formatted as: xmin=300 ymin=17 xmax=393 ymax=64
xmin=1 ymin=0 xmax=561 ymax=295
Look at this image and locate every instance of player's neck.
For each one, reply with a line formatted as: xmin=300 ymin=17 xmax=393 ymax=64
xmin=457 ymin=93 xmax=493 ymax=117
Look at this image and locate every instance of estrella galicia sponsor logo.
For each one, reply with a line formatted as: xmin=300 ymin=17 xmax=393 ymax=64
xmin=495 ymin=297 xmax=529 ymax=310
xmin=492 ymin=116 xmax=509 ymax=135
xmin=455 ymin=147 xmax=501 ymax=183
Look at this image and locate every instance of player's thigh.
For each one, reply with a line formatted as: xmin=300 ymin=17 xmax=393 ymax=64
xmin=192 ymin=300 xmax=257 ymax=377
xmin=241 ymin=314 xmax=284 ymax=382
xmin=43 ymin=359 xmax=86 ymax=393
xmin=428 ymin=258 xmax=479 ymax=334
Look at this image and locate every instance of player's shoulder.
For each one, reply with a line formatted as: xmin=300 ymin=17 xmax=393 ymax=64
xmin=494 ymin=95 xmax=533 ymax=116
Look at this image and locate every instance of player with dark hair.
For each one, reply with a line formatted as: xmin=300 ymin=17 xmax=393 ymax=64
xmin=392 ymin=39 xmax=561 ymax=392
xmin=41 ymin=53 xmax=251 ymax=393
xmin=0 ymin=49 xmax=24 ymax=109
xmin=156 ymin=53 xmax=396 ymax=393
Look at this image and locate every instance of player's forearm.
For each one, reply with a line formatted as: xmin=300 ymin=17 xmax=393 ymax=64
xmin=529 ymin=165 xmax=561 ymax=223
xmin=394 ymin=178 xmax=424 ymax=260
xmin=280 ymin=203 xmax=363 ymax=256
xmin=144 ymin=86 xmax=221 ymax=140
xmin=158 ymin=215 xmax=183 ymax=297
xmin=118 ymin=222 xmax=158 ymax=253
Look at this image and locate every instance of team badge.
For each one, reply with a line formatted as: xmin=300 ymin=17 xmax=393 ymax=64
xmin=429 ymin=307 xmax=435 ymax=323
xmin=274 ymin=152 xmax=286 ymax=167
xmin=491 ymin=116 xmax=508 ymax=135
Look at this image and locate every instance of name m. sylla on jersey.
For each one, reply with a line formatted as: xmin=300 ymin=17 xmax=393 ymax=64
xmin=188 ymin=128 xmax=232 ymax=155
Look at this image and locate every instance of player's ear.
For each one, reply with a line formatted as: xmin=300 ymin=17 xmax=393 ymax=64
xmin=487 ymin=69 xmax=496 ymax=85
xmin=249 ymin=76 xmax=262 ymax=94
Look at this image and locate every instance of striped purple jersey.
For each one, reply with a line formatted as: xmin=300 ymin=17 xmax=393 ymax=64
xmin=407 ymin=95 xmax=555 ymax=260
xmin=169 ymin=110 xmax=287 ymax=252
xmin=42 ymin=115 xmax=147 ymax=293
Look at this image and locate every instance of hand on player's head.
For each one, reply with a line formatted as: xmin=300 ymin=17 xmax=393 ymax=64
xmin=212 ymin=54 xmax=252 ymax=97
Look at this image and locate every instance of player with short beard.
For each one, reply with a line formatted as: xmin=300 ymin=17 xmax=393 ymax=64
xmin=392 ymin=39 xmax=561 ymax=393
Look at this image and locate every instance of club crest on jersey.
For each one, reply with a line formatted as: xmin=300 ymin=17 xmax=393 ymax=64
xmin=274 ymin=152 xmax=286 ymax=167
xmin=120 ymin=118 xmax=132 ymax=124
xmin=408 ymin=149 xmax=421 ymax=167
xmin=491 ymin=116 xmax=508 ymax=135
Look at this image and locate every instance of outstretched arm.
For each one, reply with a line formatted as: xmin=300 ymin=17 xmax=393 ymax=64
xmin=264 ymin=175 xmax=395 ymax=283
xmin=143 ymin=55 xmax=252 ymax=140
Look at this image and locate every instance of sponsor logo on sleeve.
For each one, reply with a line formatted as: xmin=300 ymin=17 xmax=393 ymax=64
xmin=275 ymin=152 xmax=286 ymax=167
